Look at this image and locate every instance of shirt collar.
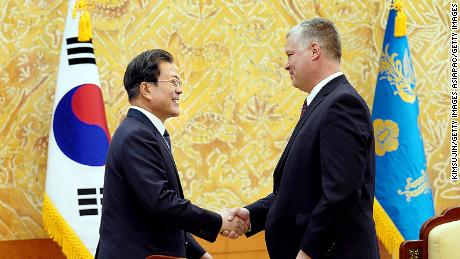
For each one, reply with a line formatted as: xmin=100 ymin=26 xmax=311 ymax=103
xmin=306 ymin=72 xmax=343 ymax=106
xmin=130 ymin=106 xmax=165 ymax=135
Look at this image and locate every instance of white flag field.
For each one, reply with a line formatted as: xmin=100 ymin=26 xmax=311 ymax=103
xmin=43 ymin=0 xmax=110 ymax=258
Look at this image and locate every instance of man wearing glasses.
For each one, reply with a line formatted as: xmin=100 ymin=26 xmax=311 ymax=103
xmin=97 ymin=49 xmax=247 ymax=259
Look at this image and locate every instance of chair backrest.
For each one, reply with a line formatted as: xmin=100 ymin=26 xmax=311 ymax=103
xmin=399 ymin=206 xmax=460 ymax=259
xmin=427 ymin=220 xmax=460 ymax=259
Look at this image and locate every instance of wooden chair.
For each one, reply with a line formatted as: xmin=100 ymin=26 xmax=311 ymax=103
xmin=146 ymin=255 xmax=186 ymax=259
xmin=399 ymin=206 xmax=460 ymax=259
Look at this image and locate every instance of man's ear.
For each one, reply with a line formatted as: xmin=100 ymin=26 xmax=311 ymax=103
xmin=311 ymin=42 xmax=320 ymax=59
xmin=139 ymin=82 xmax=152 ymax=99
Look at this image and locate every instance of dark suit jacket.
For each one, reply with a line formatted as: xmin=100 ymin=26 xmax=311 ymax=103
xmin=97 ymin=109 xmax=221 ymax=259
xmin=246 ymin=75 xmax=379 ymax=259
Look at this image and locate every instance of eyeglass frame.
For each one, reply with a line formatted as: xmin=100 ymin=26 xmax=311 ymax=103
xmin=145 ymin=78 xmax=183 ymax=89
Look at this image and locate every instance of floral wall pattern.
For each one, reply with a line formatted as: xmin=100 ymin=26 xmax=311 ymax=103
xmin=0 ymin=0 xmax=456 ymax=239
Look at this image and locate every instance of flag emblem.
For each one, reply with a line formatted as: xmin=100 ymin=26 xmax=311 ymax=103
xmin=53 ymin=83 xmax=110 ymax=166
xmin=66 ymin=37 xmax=96 ymax=65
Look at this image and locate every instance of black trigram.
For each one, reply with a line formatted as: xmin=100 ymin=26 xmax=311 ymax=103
xmin=77 ymin=188 xmax=103 ymax=216
xmin=66 ymin=37 xmax=96 ymax=65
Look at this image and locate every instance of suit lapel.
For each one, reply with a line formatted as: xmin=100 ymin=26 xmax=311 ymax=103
xmin=273 ymin=75 xmax=348 ymax=190
xmin=127 ymin=109 xmax=184 ymax=197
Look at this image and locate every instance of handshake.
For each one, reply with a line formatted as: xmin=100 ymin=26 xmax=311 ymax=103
xmin=218 ymin=207 xmax=250 ymax=239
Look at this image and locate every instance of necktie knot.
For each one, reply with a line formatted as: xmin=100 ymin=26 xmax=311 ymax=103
xmin=163 ymin=130 xmax=171 ymax=150
xmin=300 ymin=99 xmax=309 ymax=117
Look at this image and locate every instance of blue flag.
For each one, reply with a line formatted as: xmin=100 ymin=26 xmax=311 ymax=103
xmin=372 ymin=5 xmax=435 ymax=241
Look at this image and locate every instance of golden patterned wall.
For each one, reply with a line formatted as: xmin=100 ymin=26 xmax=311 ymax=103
xmin=0 ymin=0 xmax=457 ymax=240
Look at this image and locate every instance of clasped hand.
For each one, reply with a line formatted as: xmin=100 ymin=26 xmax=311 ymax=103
xmin=218 ymin=208 xmax=310 ymax=258
xmin=218 ymin=208 xmax=250 ymax=239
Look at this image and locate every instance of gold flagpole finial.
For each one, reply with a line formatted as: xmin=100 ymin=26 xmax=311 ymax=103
xmin=73 ymin=0 xmax=93 ymax=42
xmin=394 ymin=0 xmax=407 ymax=37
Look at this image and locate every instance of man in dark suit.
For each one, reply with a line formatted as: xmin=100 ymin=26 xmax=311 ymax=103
xmin=225 ymin=18 xmax=379 ymax=258
xmin=97 ymin=49 xmax=246 ymax=259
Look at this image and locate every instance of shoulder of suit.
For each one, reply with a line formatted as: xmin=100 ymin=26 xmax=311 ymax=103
xmin=114 ymin=119 xmax=159 ymax=142
xmin=325 ymin=84 xmax=368 ymax=107
xmin=331 ymin=82 xmax=360 ymax=97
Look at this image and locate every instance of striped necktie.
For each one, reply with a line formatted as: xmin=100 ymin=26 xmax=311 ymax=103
xmin=300 ymin=98 xmax=309 ymax=118
xmin=163 ymin=130 xmax=171 ymax=150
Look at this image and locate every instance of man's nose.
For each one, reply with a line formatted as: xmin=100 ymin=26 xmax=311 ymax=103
xmin=284 ymin=62 xmax=290 ymax=70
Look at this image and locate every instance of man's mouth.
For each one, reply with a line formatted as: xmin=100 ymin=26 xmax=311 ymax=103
xmin=172 ymin=98 xmax=179 ymax=104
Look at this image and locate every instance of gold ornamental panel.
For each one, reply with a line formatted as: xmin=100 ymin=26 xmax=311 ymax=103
xmin=0 ymin=0 xmax=456 ymax=239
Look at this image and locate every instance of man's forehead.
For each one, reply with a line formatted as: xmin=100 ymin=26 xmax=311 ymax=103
xmin=285 ymin=44 xmax=296 ymax=54
xmin=159 ymin=62 xmax=179 ymax=77
xmin=285 ymin=36 xmax=298 ymax=52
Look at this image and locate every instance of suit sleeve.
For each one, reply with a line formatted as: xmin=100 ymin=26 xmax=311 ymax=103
xmin=185 ymin=233 xmax=206 ymax=259
xmin=300 ymin=94 xmax=372 ymax=257
xmin=244 ymin=193 xmax=275 ymax=237
xmin=120 ymin=128 xmax=222 ymax=242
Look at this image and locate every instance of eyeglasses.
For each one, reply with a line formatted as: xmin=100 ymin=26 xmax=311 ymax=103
xmin=156 ymin=79 xmax=183 ymax=88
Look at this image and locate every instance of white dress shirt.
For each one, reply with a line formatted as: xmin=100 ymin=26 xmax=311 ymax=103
xmin=130 ymin=106 xmax=169 ymax=147
xmin=306 ymin=72 xmax=344 ymax=106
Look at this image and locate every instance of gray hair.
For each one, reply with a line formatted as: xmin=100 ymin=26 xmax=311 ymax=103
xmin=287 ymin=18 xmax=342 ymax=62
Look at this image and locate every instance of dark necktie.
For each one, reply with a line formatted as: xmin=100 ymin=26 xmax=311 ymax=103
xmin=300 ymin=98 xmax=309 ymax=118
xmin=163 ymin=130 xmax=171 ymax=150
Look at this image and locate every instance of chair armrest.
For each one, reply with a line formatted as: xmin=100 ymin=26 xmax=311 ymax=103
xmin=400 ymin=240 xmax=423 ymax=259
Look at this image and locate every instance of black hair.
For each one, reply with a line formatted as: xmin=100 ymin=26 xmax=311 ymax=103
xmin=123 ymin=49 xmax=174 ymax=100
